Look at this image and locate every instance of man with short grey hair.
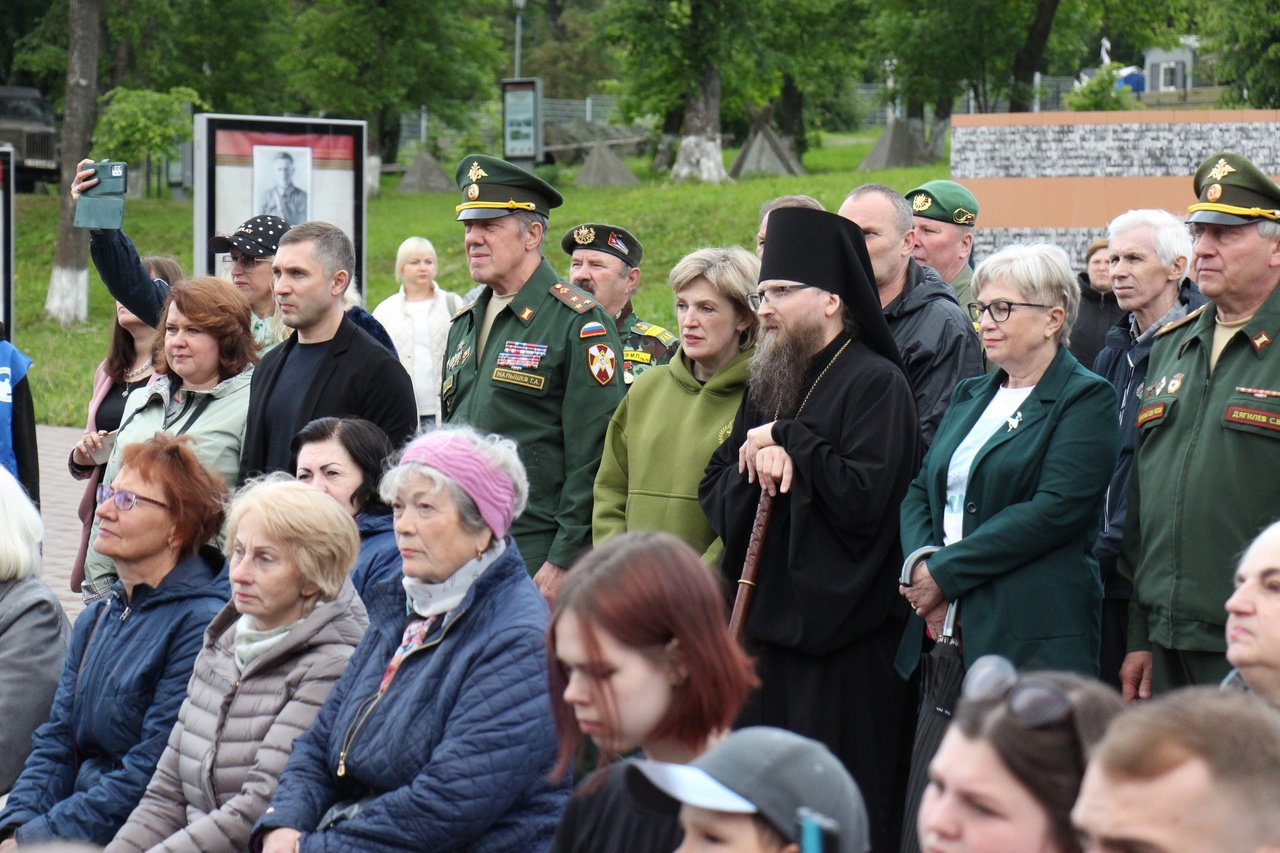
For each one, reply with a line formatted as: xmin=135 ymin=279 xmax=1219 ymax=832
xmin=837 ymin=184 xmax=982 ymax=446
xmin=1091 ymin=209 xmax=1204 ymax=687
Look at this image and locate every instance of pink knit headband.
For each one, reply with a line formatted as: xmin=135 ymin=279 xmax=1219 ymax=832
xmin=399 ymin=432 xmax=516 ymax=539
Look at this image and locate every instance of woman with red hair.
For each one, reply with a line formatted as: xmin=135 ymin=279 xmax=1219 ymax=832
xmin=548 ymin=531 xmax=757 ymax=852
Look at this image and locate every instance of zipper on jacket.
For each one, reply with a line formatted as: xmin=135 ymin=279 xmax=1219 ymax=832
xmin=336 ymin=608 xmax=467 ymax=777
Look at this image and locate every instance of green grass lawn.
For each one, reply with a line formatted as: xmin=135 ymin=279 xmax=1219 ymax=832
xmin=12 ymin=129 xmax=949 ymax=425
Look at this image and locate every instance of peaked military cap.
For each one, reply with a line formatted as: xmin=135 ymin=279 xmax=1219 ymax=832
xmin=905 ymin=180 xmax=979 ymax=226
xmin=454 ymin=153 xmax=564 ymax=221
xmin=1187 ymin=152 xmax=1280 ymax=226
xmin=560 ymin=223 xmax=643 ymax=268
xmin=208 ymin=215 xmax=290 ymax=257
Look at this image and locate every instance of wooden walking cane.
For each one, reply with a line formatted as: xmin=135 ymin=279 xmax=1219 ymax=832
xmin=728 ymin=491 xmax=775 ymax=642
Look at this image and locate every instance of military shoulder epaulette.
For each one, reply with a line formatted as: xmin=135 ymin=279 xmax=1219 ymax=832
xmin=636 ymin=321 xmax=677 ymax=346
xmin=1155 ymin=304 xmax=1208 ymax=338
xmin=550 ymin=281 xmax=595 ymax=313
xmin=452 ymin=301 xmax=476 ymax=321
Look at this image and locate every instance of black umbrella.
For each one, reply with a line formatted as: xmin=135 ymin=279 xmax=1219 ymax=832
xmin=899 ymin=550 xmax=964 ymax=853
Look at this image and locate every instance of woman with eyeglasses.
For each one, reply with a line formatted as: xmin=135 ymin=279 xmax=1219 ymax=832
xmin=75 ymin=276 xmax=259 ymax=600
xmin=918 ymin=655 xmax=1124 ymax=853
xmin=0 ymin=433 xmax=229 ymax=849
xmin=897 ymin=243 xmax=1120 ymax=680
xmin=593 ymin=247 xmax=758 ymax=560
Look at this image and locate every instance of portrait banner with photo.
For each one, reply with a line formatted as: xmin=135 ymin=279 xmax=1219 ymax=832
xmin=194 ymin=115 xmax=367 ymax=294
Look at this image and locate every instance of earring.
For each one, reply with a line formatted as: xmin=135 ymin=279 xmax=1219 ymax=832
xmin=475 ymin=545 xmax=484 ymax=560
xmin=1044 ymin=332 xmax=1051 ymax=342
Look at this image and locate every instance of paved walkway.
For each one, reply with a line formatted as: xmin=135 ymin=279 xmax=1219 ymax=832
xmin=36 ymin=424 xmax=91 ymax=622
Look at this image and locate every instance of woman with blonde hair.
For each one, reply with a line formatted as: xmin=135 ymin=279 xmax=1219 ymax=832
xmin=0 ymin=465 xmax=70 ymax=795
xmin=593 ymin=247 xmax=759 ymax=561
xmin=372 ymin=237 xmax=463 ymax=427
xmin=109 ymin=477 xmax=367 ymax=853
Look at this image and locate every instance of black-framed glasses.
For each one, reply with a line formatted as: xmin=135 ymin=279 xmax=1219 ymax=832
xmin=220 ymin=252 xmax=272 ymax=272
xmin=748 ymin=284 xmax=815 ymax=311
xmin=96 ymin=484 xmax=168 ymax=512
xmin=967 ymin=300 xmax=1052 ymax=323
xmin=961 ymin=655 xmax=1074 ymax=729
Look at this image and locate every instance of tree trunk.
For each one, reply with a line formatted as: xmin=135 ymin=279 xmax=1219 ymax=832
xmin=927 ymin=97 xmax=953 ymax=160
xmin=1008 ymin=0 xmax=1062 ymax=112
xmin=378 ymin=106 xmax=401 ymax=166
xmin=778 ymin=73 xmax=806 ymax=157
xmin=671 ymin=63 xmax=728 ymax=183
xmin=652 ymin=105 xmax=684 ymax=173
xmin=46 ymin=0 xmax=102 ymax=326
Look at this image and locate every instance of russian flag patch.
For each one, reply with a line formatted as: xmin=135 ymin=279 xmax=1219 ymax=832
xmin=580 ymin=322 xmax=608 ymax=338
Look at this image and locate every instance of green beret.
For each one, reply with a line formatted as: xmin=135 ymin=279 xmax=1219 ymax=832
xmin=454 ymin=153 xmax=563 ymax=221
xmin=1187 ymin=152 xmax=1280 ymax=226
xmin=559 ymin=223 xmax=643 ymax=268
xmin=905 ymin=180 xmax=979 ymax=226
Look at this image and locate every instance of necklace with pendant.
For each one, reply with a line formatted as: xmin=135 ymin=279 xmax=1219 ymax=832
xmin=774 ymin=338 xmax=852 ymax=420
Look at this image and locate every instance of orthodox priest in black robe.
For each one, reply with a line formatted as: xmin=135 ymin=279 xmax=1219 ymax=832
xmin=699 ymin=207 xmax=922 ymax=853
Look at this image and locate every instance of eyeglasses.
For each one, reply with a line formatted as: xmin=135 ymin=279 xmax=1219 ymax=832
xmin=748 ymin=284 xmax=815 ymax=311
xmin=220 ymin=253 xmax=272 ymax=272
xmin=967 ymin=300 xmax=1052 ymax=323
xmin=961 ymin=655 xmax=1075 ymax=729
xmin=96 ymin=484 xmax=168 ymax=512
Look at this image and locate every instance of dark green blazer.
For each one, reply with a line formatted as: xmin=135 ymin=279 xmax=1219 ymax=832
xmin=895 ymin=345 xmax=1120 ymax=677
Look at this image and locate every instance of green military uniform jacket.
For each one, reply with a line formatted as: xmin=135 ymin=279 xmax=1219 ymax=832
xmin=896 ymin=346 xmax=1119 ymax=676
xmin=615 ymin=302 xmax=677 ymax=385
xmin=442 ymin=259 xmax=625 ymax=570
xmin=1120 ymin=286 xmax=1280 ymax=654
xmin=949 ymin=263 xmax=974 ymax=320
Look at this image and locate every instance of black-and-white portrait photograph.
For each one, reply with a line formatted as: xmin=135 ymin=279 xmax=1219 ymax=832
xmin=253 ymin=145 xmax=310 ymax=225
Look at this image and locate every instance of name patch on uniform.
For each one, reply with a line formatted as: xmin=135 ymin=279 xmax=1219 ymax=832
xmin=496 ymin=341 xmax=548 ymax=370
xmin=1136 ymin=403 xmax=1166 ymax=427
xmin=580 ymin=322 xmax=607 ymax=338
xmin=492 ymin=368 xmax=546 ymax=391
xmin=624 ymin=350 xmax=652 ymax=365
xmin=1225 ymin=405 xmax=1280 ymax=431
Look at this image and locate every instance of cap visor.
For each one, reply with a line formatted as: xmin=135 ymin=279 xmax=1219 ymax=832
xmin=208 ymin=235 xmax=235 ymax=253
xmin=457 ymin=207 xmax=515 ymax=222
xmin=1186 ymin=209 xmax=1261 ymax=226
xmin=627 ymin=760 xmax=758 ymax=814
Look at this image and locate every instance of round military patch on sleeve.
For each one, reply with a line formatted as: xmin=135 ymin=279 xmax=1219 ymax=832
xmin=587 ymin=344 xmax=617 ymax=385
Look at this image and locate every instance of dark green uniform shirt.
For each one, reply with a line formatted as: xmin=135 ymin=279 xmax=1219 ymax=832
xmin=1120 ymin=285 xmax=1280 ymax=654
xmin=442 ymin=259 xmax=625 ymax=570
xmin=616 ymin=302 xmax=678 ymax=385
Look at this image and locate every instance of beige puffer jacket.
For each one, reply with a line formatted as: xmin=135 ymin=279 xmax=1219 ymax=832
xmin=105 ymin=581 xmax=368 ymax=853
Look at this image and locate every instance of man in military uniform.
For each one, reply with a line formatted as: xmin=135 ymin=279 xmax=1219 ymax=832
xmin=561 ymin=223 xmax=677 ymax=384
xmin=1118 ymin=152 xmax=1280 ymax=700
xmin=904 ymin=179 xmax=979 ymax=311
xmin=442 ymin=154 xmax=625 ymax=601
xmin=258 ymin=152 xmax=308 ymax=225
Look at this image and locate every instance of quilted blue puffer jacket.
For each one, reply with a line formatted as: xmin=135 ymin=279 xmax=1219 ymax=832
xmin=349 ymin=512 xmax=400 ymax=600
xmin=252 ymin=539 xmax=569 ymax=852
xmin=0 ymin=547 xmax=228 ymax=846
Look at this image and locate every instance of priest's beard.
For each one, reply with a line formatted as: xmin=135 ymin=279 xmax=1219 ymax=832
xmin=747 ymin=317 xmax=825 ymax=418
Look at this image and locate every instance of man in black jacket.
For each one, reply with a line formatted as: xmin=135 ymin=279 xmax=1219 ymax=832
xmin=838 ymin=184 xmax=983 ymax=446
xmin=238 ymin=222 xmax=416 ymax=483
xmin=1092 ymin=209 xmax=1203 ymax=687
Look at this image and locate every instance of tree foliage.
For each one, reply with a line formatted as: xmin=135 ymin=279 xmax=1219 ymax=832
xmin=1063 ymin=63 xmax=1139 ymax=110
xmin=92 ymin=86 xmax=208 ymax=165
xmin=1203 ymin=0 xmax=1280 ymax=108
